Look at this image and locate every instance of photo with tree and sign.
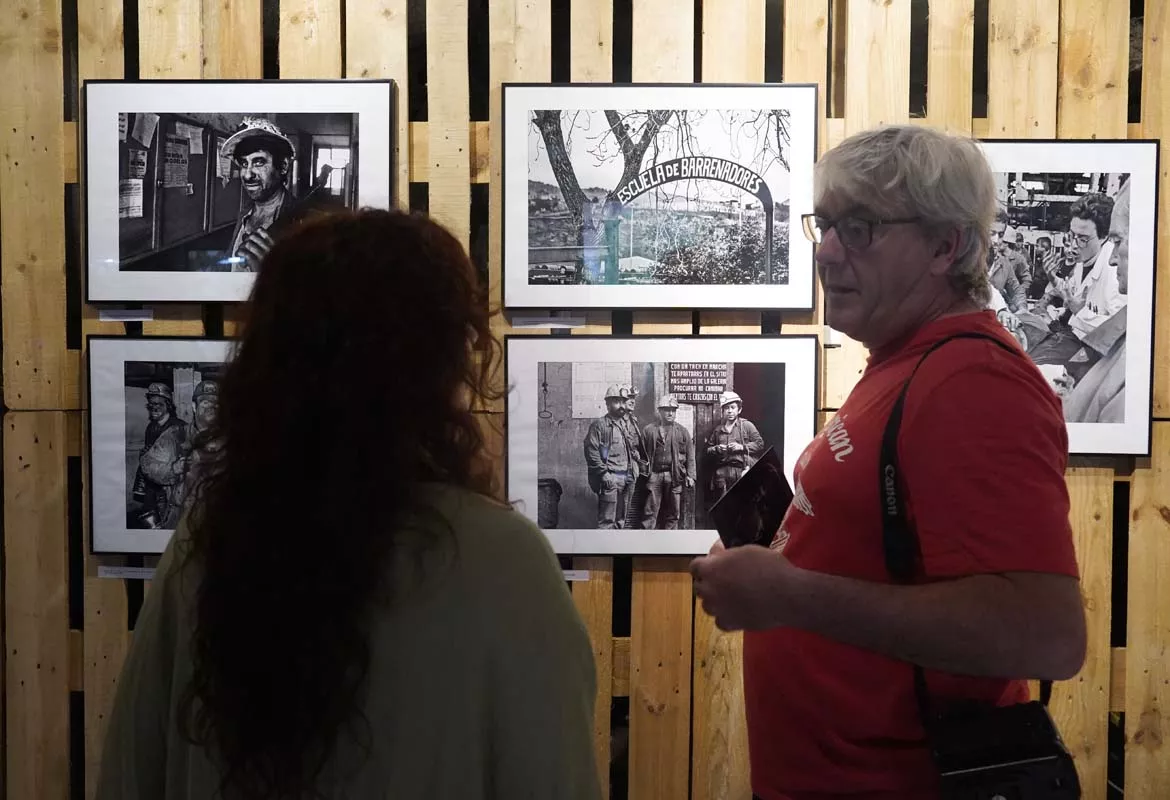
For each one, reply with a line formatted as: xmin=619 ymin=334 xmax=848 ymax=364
xmin=502 ymin=85 xmax=819 ymax=310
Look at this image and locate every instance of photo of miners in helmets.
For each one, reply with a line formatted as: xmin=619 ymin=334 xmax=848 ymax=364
xmin=536 ymin=361 xmax=785 ymax=532
xmin=125 ymin=361 xmax=225 ymax=530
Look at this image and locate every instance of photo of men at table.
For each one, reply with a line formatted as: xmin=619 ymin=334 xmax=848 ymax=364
xmin=535 ymin=360 xmax=786 ymax=532
xmin=986 ymin=171 xmax=1130 ymax=423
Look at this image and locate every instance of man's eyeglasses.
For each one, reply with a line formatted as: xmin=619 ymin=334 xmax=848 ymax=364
xmin=800 ymin=214 xmax=921 ymax=251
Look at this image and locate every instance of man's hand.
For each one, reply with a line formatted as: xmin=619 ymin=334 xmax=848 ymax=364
xmin=239 ymin=227 xmax=276 ymax=271
xmin=685 ymin=475 xmax=695 ymax=489
xmin=690 ymin=544 xmax=797 ymax=631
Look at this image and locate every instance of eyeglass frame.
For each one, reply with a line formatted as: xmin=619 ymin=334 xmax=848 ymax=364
xmin=800 ymin=212 xmax=923 ymax=251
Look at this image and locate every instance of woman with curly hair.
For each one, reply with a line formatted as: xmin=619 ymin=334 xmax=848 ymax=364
xmin=96 ymin=209 xmax=601 ymax=800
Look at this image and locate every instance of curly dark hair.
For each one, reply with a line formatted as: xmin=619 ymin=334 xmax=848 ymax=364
xmin=1069 ymin=192 xmax=1115 ymax=239
xmin=175 ymin=208 xmax=503 ymax=799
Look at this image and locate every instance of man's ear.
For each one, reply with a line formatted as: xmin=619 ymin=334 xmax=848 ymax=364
xmin=929 ymin=227 xmax=963 ymax=275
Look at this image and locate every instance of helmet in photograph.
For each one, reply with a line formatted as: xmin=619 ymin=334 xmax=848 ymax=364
xmin=657 ymin=395 xmax=680 ymax=409
xmin=219 ymin=116 xmax=296 ymax=164
xmin=604 ymin=384 xmax=625 ymax=400
xmin=193 ymin=380 xmax=219 ymax=402
xmin=145 ymin=382 xmax=173 ymax=402
xmin=719 ymin=390 xmax=743 ymax=408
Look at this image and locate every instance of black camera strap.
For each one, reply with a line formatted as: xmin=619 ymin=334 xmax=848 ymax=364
xmin=878 ymin=331 xmax=1054 ymax=725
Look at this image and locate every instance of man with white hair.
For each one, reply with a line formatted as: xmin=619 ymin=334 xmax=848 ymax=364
xmin=691 ymin=125 xmax=1085 ymax=799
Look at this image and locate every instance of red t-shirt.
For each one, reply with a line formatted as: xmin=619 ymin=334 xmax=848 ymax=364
xmin=743 ymin=310 xmax=1079 ymax=800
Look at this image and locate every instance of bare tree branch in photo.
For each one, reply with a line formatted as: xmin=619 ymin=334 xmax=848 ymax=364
xmin=602 ymin=109 xmax=675 ymax=203
xmin=532 ymin=110 xmax=589 ymax=216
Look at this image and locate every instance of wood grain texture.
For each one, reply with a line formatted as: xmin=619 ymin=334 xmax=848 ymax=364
xmin=783 ymin=0 xmax=829 ymax=150
xmin=986 ymin=0 xmax=1059 ymax=138
xmin=612 ymin=635 xmax=631 ymax=696
xmin=1144 ymin=2 xmax=1170 ymax=418
xmin=1056 ymin=0 xmax=1129 ymax=140
xmin=691 ymin=607 xmax=750 ymax=800
xmin=1 ymin=0 xmax=70 ymax=410
xmin=697 ymin=0 xmax=763 ymax=336
xmin=570 ymin=0 xmax=612 ymax=81
xmin=571 ymin=557 xmax=614 ymax=799
xmin=139 ymin=0 xmax=202 ymax=77
xmin=426 ymin=0 xmax=471 ymax=248
xmin=345 ymin=0 xmax=408 ymax=207
xmin=487 ymin=1 xmax=552 ymax=347
xmin=279 ymin=0 xmax=342 ymax=78
xmin=1127 ymin=423 xmax=1170 ymax=796
xmin=628 ymin=559 xmax=693 ymax=800
xmin=1054 ymin=466 xmax=1112 ymax=795
xmin=204 ymin=0 xmax=263 ymax=78
xmin=823 ymin=0 xmax=912 ymax=409
xmin=4 ymin=412 xmax=70 ymax=800
xmin=925 ymin=0 xmax=975 ymax=134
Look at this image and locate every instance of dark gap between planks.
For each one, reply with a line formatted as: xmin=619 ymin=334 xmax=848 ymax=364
xmin=68 ymin=456 xmax=84 ymax=630
xmin=263 ymin=0 xmax=280 ymax=79
xmin=123 ymin=0 xmax=140 ymax=79
xmin=468 ymin=0 xmax=489 ymax=121
xmin=65 ymin=184 xmax=82 ymax=350
xmin=408 ymin=0 xmax=428 ymax=121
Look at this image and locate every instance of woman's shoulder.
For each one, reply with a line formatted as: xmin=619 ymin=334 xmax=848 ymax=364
xmin=417 ymin=484 xmax=556 ymax=563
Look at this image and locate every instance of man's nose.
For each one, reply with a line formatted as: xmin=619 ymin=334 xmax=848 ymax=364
xmin=814 ymin=226 xmax=845 ymax=266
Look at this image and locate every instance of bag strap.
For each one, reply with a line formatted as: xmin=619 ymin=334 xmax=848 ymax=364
xmin=877 ymin=331 xmax=1054 ymax=722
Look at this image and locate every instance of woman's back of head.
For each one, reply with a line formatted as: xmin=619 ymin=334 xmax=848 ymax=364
xmin=177 ymin=207 xmax=502 ymax=800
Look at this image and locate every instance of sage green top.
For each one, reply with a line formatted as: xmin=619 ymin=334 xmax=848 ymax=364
xmin=96 ymin=484 xmax=602 ymax=799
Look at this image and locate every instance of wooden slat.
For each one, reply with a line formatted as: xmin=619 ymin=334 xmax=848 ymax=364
xmin=697 ymin=0 xmax=764 ymax=337
xmin=823 ymin=0 xmax=912 ymax=409
xmin=345 ymin=0 xmax=409 ymax=208
xmin=828 ymin=0 xmax=848 ymax=118
xmin=986 ymin=0 xmax=1059 ymax=138
xmin=138 ymin=0 xmax=202 ymax=77
xmin=486 ymin=1 xmax=553 ymax=367
xmin=612 ymin=635 xmax=631 ymax=697
xmin=925 ymin=0 xmax=975 ymax=134
xmin=1110 ymin=646 xmax=1124 ymax=714
xmin=570 ymin=0 xmax=613 ymax=81
xmin=69 ymin=630 xmax=84 ymax=693
xmin=1053 ymin=466 xmax=1112 ymax=795
xmin=204 ymin=0 xmax=263 ymax=78
xmin=1144 ymin=3 xmax=1170 ymax=418
xmin=572 ymin=558 xmax=614 ymax=800
xmin=1127 ymin=422 xmax=1170 ymax=795
xmin=63 ymin=121 xmax=78 ymax=183
xmin=425 ymin=0 xmax=470 ymax=250
xmin=1056 ymin=0 xmax=1129 ymax=140
xmin=630 ymin=0 xmax=694 ymax=337
xmin=5 ymin=412 xmax=70 ymax=800
xmin=783 ymin=0 xmax=830 ymax=153
xmin=628 ymin=559 xmax=693 ymax=800
xmin=139 ymin=0 xmax=205 ymax=337
xmin=1127 ymin=122 xmax=1142 ymax=140
xmin=1 ymin=0 xmax=70 ymax=411
xmin=691 ymin=607 xmax=750 ymax=800
xmin=278 ymin=0 xmax=343 ymax=78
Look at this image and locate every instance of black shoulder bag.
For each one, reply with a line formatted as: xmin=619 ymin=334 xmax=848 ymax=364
xmin=880 ymin=332 xmax=1081 ymax=799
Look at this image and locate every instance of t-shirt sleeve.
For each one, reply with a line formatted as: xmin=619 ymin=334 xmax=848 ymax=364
xmin=481 ymin=515 xmax=603 ymax=800
xmin=900 ymin=355 xmax=1079 ymax=580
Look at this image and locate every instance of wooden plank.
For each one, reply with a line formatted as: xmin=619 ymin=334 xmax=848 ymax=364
xmin=828 ymin=0 xmax=848 ymax=118
xmin=628 ymin=559 xmax=693 ymax=800
xmin=691 ymin=606 xmax=750 ymax=800
xmin=1051 ymin=466 xmax=1112 ymax=795
xmin=925 ymin=0 xmax=975 ymax=134
xmin=0 ymin=0 xmax=70 ymax=411
xmin=985 ymin=0 xmax=1059 ymax=138
xmin=426 ymin=0 xmax=471 ymax=249
xmin=1128 ymin=424 xmax=1170 ymax=800
xmin=1110 ymin=646 xmax=1124 ymax=714
xmin=63 ymin=122 xmax=78 ymax=183
xmin=572 ymin=558 xmax=614 ymax=800
xmin=81 ymin=412 xmax=131 ymax=800
xmin=612 ymin=635 xmax=631 ymax=697
xmin=1143 ymin=3 xmax=1170 ymax=417
xmin=697 ymin=0 xmax=764 ymax=336
xmin=783 ymin=0 xmax=830 ymax=150
xmin=138 ymin=0 xmax=201 ymax=77
xmin=139 ymin=0 xmax=205 ymax=337
xmin=629 ymin=0 xmax=694 ymax=337
xmin=571 ymin=0 xmax=613 ymax=81
xmin=823 ymin=0 xmax=912 ymax=409
xmin=1127 ymin=122 xmax=1142 ymax=140
xmin=486 ymin=1 xmax=553 ymax=357
xmin=69 ymin=630 xmax=84 ymax=693
xmin=279 ymin=0 xmax=343 ymax=79
xmin=5 ymin=412 xmax=70 ymax=800
xmin=345 ymin=0 xmax=409 ymax=208
xmin=1056 ymin=0 xmax=1129 ymax=140
xmin=204 ymin=0 xmax=263 ymax=78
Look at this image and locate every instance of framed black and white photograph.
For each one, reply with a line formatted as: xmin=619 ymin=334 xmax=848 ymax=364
xmin=501 ymin=83 xmax=818 ymax=311
xmin=977 ymin=139 xmax=1159 ymax=455
xmin=83 ymin=79 xmax=394 ymax=303
xmin=88 ymin=336 xmax=235 ymax=554
xmin=505 ymin=335 xmax=818 ymax=554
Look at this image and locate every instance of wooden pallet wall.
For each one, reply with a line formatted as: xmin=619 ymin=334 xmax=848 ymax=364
xmin=1 ymin=1 xmax=1167 ymax=798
